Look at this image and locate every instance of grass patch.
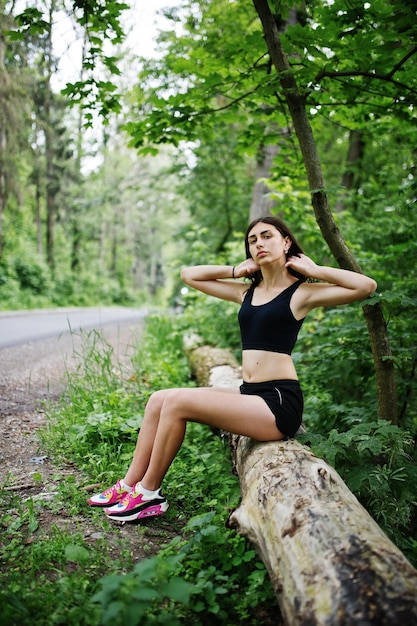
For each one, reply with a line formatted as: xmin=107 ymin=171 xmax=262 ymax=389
xmin=0 ymin=313 xmax=278 ymax=625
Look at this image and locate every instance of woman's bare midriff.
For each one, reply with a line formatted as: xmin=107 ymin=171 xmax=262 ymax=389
xmin=242 ymin=350 xmax=298 ymax=382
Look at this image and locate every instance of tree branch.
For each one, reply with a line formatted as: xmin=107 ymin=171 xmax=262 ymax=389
xmin=387 ymin=45 xmax=417 ymax=79
xmin=315 ymin=69 xmax=417 ymax=97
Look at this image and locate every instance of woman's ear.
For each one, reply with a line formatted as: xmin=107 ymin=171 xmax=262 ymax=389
xmin=284 ymin=237 xmax=292 ymax=254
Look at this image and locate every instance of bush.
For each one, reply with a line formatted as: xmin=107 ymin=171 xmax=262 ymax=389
xmin=14 ymin=256 xmax=51 ymax=294
xmin=35 ymin=314 xmax=277 ymax=625
xmin=299 ymin=421 xmax=417 ymax=565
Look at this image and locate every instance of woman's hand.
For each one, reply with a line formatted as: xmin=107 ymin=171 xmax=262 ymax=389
xmin=234 ymin=258 xmax=260 ymax=278
xmin=286 ymin=253 xmax=377 ymax=316
xmin=285 ymin=253 xmax=318 ymax=279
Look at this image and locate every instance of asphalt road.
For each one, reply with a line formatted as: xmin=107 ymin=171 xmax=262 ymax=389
xmin=0 ymin=307 xmax=148 ymax=349
xmin=0 ymin=308 xmax=147 ymax=440
xmin=0 ymin=309 xmax=147 ymax=492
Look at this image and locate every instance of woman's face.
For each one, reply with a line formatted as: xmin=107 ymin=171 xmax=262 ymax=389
xmin=247 ymin=222 xmax=290 ymax=263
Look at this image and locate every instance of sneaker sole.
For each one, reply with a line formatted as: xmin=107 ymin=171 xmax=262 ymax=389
xmin=106 ymin=501 xmax=169 ymax=522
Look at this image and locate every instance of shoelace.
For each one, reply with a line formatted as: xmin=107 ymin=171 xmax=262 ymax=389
xmin=102 ymin=485 xmax=117 ymax=498
xmin=102 ymin=481 xmax=123 ymax=499
xmin=118 ymin=489 xmax=141 ymax=507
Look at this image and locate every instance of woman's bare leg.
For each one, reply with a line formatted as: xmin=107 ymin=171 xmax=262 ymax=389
xmin=123 ymin=389 xmax=167 ymax=487
xmin=139 ymin=386 xmax=283 ymax=491
xmin=123 ymin=386 xmax=242 ymax=487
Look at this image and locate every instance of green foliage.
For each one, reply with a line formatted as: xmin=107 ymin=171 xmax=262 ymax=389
xmin=299 ymin=420 xmax=417 ymax=564
xmin=1 ymin=6 xmax=186 ymax=311
xmin=1 ymin=313 xmax=276 ymax=624
xmin=130 ymin=314 xmax=193 ymax=395
xmin=171 ymin=512 xmax=276 ymax=622
xmin=178 ymin=285 xmax=242 ymax=355
xmin=172 ymin=124 xmax=253 ymax=254
xmin=297 ymin=305 xmax=378 ymax=430
xmin=172 ymin=230 xmax=246 ymax=355
xmin=12 ymin=7 xmax=50 ymax=36
xmin=296 ymin=0 xmax=417 ymax=127
xmin=40 ymin=315 xmax=190 ymax=484
xmin=125 ymin=0 xmax=417 ymax=154
xmin=10 ymin=0 xmax=129 ymax=122
xmin=92 ymin=555 xmax=193 ymax=626
xmin=91 ymin=512 xmax=277 ymax=626
xmin=13 ymin=255 xmax=51 ymax=294
xmin=164 ymin=421 xmax=241 ymax=518
xmin=0 ymin=493 xmax=106 ymax=626
xmin=126 ymin=0 xmax=278 ymax=151
xmin=0 ymin=167 xmax=164 ymax=307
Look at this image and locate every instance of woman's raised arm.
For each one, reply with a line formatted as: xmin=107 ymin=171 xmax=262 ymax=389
xmin=287 ymin=254 xmax=377 ymax=315
xmin=180 ymin=265 xmax=248 ymax=303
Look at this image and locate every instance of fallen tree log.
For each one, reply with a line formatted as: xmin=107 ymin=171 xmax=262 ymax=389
xmin=186 ymin=341 xmax=417 ymax=626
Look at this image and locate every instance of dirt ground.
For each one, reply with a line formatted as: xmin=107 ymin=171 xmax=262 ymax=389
xmin=0 ymin=321 xmax=183 ymax=561
xmin=0 ymin=319 xmax=282 ymax=626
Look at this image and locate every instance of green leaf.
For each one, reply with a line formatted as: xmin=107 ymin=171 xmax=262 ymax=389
xmin=131 ymin=587 xmax=159 ymax=602
xmin=163 ymin=578 xmax=193 ymax=604
xmin=64 ymin=544 xmax=90 ymax=563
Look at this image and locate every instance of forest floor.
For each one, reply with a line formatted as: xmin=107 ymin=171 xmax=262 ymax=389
xmin=0 ymin=322 xmax=184 ymax=564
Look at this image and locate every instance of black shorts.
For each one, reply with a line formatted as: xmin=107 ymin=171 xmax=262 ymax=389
xmin=239 ymin=379 xmax=303 ymax=438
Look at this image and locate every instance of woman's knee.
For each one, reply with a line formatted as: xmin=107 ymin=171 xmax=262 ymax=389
xmin=146 ymin=388 xmax=171 ymax=414
xmin=160 ymin=388 xmax=190 ymax=419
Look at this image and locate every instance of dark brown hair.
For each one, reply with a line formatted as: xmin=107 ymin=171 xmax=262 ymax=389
xmin=245 ymin=215 xmax=305 ymax=286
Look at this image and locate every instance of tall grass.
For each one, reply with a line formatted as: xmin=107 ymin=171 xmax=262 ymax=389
xmin=0 ymin=314 xmax=278 ymax=626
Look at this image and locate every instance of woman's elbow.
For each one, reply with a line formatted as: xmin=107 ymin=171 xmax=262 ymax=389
xmin=361 ymin=277 xmax=378 ymax=298
xmin=180 ymin=267 xmax=189 ymax=283
xmin=180 ymin=267 xmax=194 ymax=285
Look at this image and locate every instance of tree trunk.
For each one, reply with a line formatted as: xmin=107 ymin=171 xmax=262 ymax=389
xmin=363 ymin=302 xmax=398 ymax=424
xmin=249 ymin=142 xmax=279 ymax=221
xmin=249 ymin=9 xmax=297 ymax=224
xmin=71 ymin=27 xmax=88 ymax=274
xmin=335 ymin=130 xmax=398 ymax=423
xmin=45 ymin=137 xmax=55 ymax=270
xmin=335 ymin=130 xmax=365 ymax=213
xmin=35 ymin=175 xmax=43 ymax=256
xmin=0 ymin=124 xmax=6 ymax=259
xmin=0 ymin=14 xmax=8 ymax=259
xmin=187 ymin=340 xmax=417 ymax=625
xmin=251 ymin=0 xmax=398 ymax=423
xmin=44 ymin=0 xmax=55 ymax=271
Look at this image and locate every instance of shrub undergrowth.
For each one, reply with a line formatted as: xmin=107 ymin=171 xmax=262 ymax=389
xmin=0 ymin=314 xmax=278 ymax=626
xmin=2 ymin=301 xmax=416 ymax=626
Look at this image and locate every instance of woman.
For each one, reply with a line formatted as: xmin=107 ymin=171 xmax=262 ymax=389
xmin=88 ymin=216 xmax=377 ymax=522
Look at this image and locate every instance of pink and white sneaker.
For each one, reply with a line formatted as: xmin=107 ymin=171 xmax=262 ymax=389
xmin=87 ymin=479 xmax=131 ymax=507
xmin=105 ymin=484 xmax=169 ymax=522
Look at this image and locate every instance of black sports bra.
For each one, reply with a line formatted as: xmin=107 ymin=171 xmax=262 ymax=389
xmin=238 ymin=281 xmax=305 ymax=355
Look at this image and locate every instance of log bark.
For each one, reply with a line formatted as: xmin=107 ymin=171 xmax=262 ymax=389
xmin=187 ymin=341 xmax=417 ymax=626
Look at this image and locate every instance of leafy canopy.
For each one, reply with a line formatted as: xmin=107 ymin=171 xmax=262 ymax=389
xmin=124 ymin=0 xmax=417 ymax=151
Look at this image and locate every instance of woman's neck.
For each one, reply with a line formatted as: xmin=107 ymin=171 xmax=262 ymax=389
xmin=259 ymin=265 xmax=294 ymax=291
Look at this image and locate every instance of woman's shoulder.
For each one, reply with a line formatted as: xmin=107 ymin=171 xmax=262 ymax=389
xmin=239 ymin=282 xmax=254 ymax=303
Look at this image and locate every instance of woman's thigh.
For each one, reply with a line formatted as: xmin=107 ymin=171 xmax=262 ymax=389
xmin=160 ymin=386 xmax=283 ymax=441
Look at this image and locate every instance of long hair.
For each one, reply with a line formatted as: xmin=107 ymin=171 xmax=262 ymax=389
xmin=244 ymin=216 xmax=306 ymax=287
